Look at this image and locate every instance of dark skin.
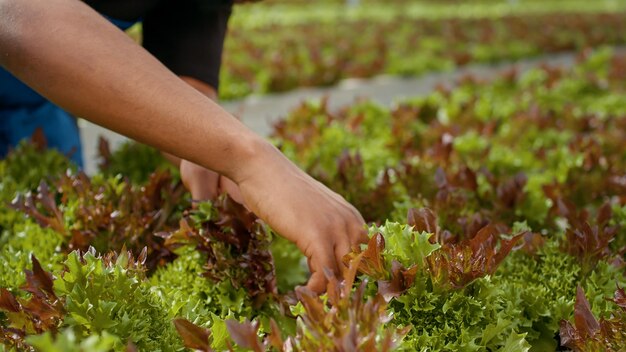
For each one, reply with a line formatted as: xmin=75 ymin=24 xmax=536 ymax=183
xmin=0 ymin=0 xmax=367 ymax=292
xmin=171 ymin=76 xmax=243 ymax=204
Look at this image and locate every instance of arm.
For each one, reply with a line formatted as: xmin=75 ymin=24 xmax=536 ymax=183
xmin=0 ymin=0 xmax=367 ymax=292
xmin=0 ymin=0 xmax=253 ymax=179
xmin=170 ymin=76 xmax=244 ymax=204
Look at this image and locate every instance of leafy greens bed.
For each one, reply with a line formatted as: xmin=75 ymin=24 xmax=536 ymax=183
xmin=220 ymin=3 xmax=626 ymax=99
xmin=1 ymin=48 xmax=626 ymax=351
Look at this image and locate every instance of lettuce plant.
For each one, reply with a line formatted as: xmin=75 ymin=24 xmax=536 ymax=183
xmin=98 ymin=138 xmax=178 ymax=185
xmin=560 ymin=286 xmax=626 ymax=351
xmin=12 ymin=171 xmax=186 ymax=271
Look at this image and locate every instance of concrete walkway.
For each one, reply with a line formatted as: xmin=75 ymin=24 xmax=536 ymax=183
xmin=79 ymin=51 xmax=585 ymax=174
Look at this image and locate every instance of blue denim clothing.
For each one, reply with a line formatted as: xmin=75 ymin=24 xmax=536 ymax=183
xmin=0 ymin=68 xmax=83 ymax=167
xmin=103 ymin=15 xmax=138 ymax=31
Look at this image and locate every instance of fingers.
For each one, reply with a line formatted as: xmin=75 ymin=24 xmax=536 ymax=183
xmin=347 ymin=210 xmax=368 ymax=244
xmin=218 ymin=175 xmax=246 ymax=206
xmin=344 ymin=205 xmax=368 ymax=249
xmin=338 ymin=215 xmax=367 ymax=261
xmin=181 ymin=160 xmax=247 ymax=209
xmin=334 ymin=234 xmax=351 ymax=274
xmin=305 ymin=206 xmax=368 ymax=294
xmin=180 ymin=160 xmax=220 ymax=203
xmin=327 ymin=187 xmax=368 ymax=246
xmin=234 ymin=155 xmax=370 ymax=295
xmin=305 ymin=270 xmax=328 ymax=294
xmin=305 ymin=245 xmax=339 ymax=294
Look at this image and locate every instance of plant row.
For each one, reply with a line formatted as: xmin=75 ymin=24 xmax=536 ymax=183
xmin=219 ymin=8 xmax=626 ymax=99
xmin=1 ymin=48 xmax=625 ymax=351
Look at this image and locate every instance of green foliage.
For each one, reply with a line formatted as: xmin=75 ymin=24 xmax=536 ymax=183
xmin=269 ymin=235 xmax=308 ymax=293
xmin=375 ymin=221 xmax=440 ymax=269
xmin=3 ymin=44 xmax=626 ymax=351
xmin=495 ymin=242 xmax=581 ymax=347
xmin=150 ymin=246 xmax=252 ymax=326
xmin=560 ymin=285 xmax=626 ymax=351
xmin=54 ymin=251 xmax=183 ymax=351
xmin=276 ymin=100 xmax=399 ymax=183
xmin=14 ymin=171 xmax=185 ymax=271
xmin=274 ymin=48 xmax=626 ymax=236
xmin=26 ymin=329 xmax=120 ymax=352
xmin=393 ymin=277 xmax=529 ymax=351
xmin=0 ymin=141 xmax=74 ymax=230
xmin=213 ymin=259 xmax=407 ymax=352
xmin=0 ymin=221 xmax=64 ymax=291
xmin=164 ymin=198 xmax=277 ymax=303
xmin=152 ymin=199 xmax=299 ymax=349
xmin=98 ymin=139 xmax=178 ymax=185
xmin=495 ymin=239 xmax=626 ymax=349
xmin=0 ymin=141 xmax=75 ymax=195
xmin=222 ymin=5 xmax=626 ymax=100
xmin=610 ymin=203 xmax=626 ymax=251
xmin=366 ymin=221 xmax=529 ymax=351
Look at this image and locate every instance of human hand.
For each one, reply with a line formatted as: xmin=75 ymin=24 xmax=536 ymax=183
xmin=180 ymin=160 xmax=244 ymax=204
xmin=234 ymin=144 xmax=368 ymax=293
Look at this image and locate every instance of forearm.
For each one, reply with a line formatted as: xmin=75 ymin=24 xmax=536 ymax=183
xmin=0 ymin=0 xmax=264 ymax=182
xmin=0 ymin=0 xmax=369 ymax=293
xmin=164 ymin=75 xmax=220 ymax=167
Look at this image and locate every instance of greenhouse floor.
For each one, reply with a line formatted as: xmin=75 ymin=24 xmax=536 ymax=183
xmin=79 ymin=49 xmax=595 ymax=174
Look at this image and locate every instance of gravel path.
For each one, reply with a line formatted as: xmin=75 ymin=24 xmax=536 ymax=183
xmin=79 ymin=51 xmax=588 ymax=174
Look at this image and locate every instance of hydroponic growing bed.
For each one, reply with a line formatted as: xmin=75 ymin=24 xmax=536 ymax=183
xmin=1 ymin=48 xmax=625 ymax=351
xmin=220 ymin=2 xmax=626 ymax=99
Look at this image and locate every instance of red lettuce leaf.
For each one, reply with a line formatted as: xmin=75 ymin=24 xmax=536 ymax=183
xmin=173 ymin=318 xmax=213 ymax=352
xmin=0 ymin=256 xmax=65 ymax=349
xmin=427 ymin=224 xmax=524 ymax=289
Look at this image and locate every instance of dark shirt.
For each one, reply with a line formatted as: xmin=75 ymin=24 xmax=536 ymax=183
xmin=85 ymin=0 xmax=234 ymax=21
xmin=85 ymin=0 xmax=233 ymax=90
